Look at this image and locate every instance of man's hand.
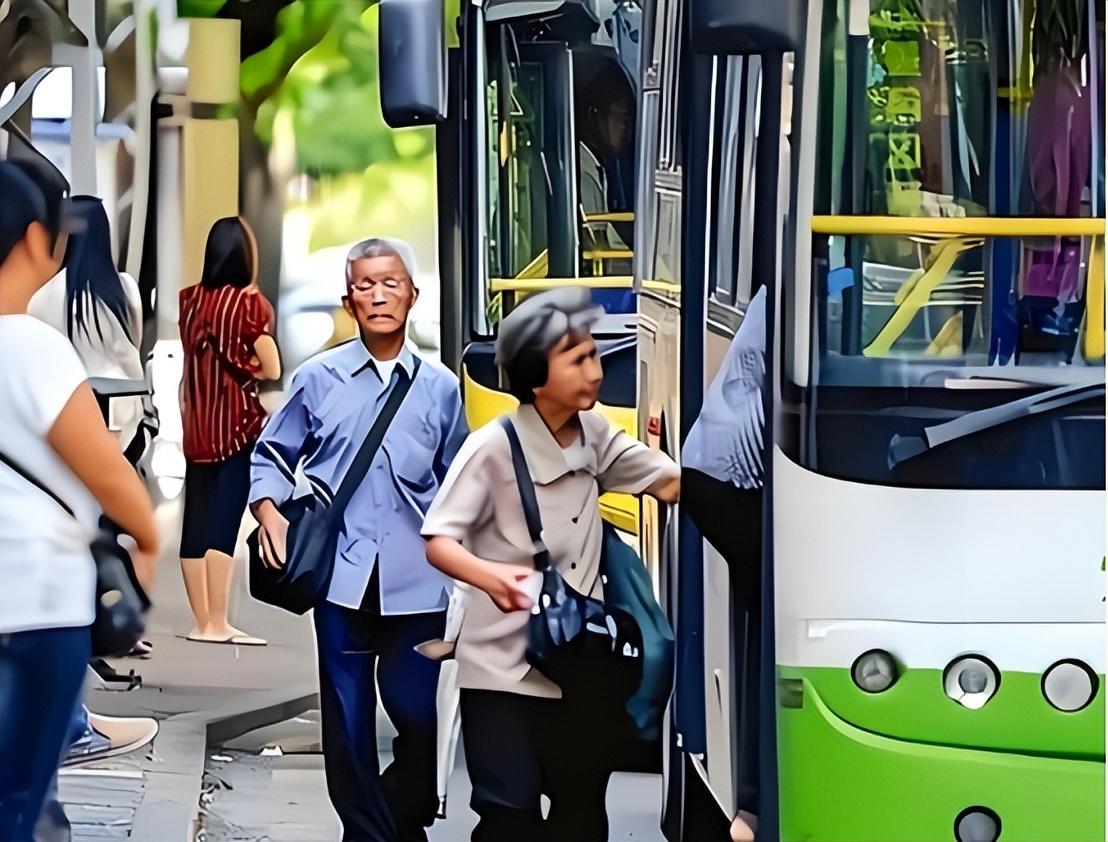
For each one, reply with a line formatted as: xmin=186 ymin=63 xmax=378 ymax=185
xmin=485 ymin=564 xmax=535 ymax=613
xmin=254 ymin=498 xmax=289 ymax=569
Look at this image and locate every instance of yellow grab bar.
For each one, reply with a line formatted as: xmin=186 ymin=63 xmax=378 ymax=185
xmin=811 ymin=215 xmax=1107 ymax=238
xmin=864 ymin=238 xmax=980 ymax=357
xmin=583 ymin=212 xmax=635 ymax=223
xmin=491 ymin=276 xmax=635 ymax=292
xmin=1083 ymin=238 xmax=1104 ymax=363
xmin=583 ymin=249 xmax=635 ymax=260
xmin=490 ymin=276 xmax=680 ymax=295
xmin=513 ymin=249 xmax=550 ymax=280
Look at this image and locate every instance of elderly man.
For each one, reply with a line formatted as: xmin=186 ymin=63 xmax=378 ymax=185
xmin=250 ymin=238 xmax=466 ymax=842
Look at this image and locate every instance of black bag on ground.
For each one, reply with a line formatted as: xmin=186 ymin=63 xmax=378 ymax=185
xmin=0 ymin=452 xmax=151 ymax=657
xmin=248 ymin=358 xmax=421 ymax=615
xmin=499 ymin=417 xmax=643 ymax=704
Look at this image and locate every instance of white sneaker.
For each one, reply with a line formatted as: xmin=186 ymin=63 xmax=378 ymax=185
xmin=62 ymin=713 xmax=158 ymax=767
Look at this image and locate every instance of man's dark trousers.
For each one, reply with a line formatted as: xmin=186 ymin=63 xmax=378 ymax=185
xmin=314 ymin=597 xmax=445 ymax=842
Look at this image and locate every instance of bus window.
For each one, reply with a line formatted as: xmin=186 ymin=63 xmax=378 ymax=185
xmin=576 ymin=60 xmax=637 ymax=297
xmin=711 ymin=55 xmax=760 ymax=309
xmin=820 ymin=0 xmax=1104 ymax=221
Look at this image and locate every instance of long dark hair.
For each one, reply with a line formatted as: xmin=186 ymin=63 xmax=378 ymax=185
xmin=64 ymin=196 xmax=133 ymax=342
xmin=200 ymin=217 xmax=257 ymax=290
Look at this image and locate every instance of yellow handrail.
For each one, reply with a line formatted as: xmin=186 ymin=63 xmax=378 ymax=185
xmin=583 ymin=212 xmax=635 ymax=223
xmin=491 ymin=276 xmax=635 ymax=292
xmin=1083 ymin=238 xmax=1104 ymax=363
xmin=811 ymin=215 xmax=1107 ymax=237
xmin=583 ymin=249 xmax=635 ymax=260
xmin=863 ymin=237 xmax=981 ymax=357
xmin=490 ymin=276 xmax=680 ymax=294
xmin=514 ymin=249 xmax=549 ymax=280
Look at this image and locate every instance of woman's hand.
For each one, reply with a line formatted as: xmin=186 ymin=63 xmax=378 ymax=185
xmin=425 ymin=536 xmax=534 ymax=612
xmin=48 ymin=382 xmax=160 ymax=560
xmin=131 ymin=548 xmax=158 ymax=595
xmin=485 ymin=564 xmax=535 ymax=613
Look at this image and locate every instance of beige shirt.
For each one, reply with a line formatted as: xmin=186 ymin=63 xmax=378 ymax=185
xmin=421 ymin=404 xmax=679 ymax=698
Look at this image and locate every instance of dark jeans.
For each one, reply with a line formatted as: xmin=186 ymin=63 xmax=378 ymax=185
xmin=0 ymin=627 xmax=90 ymax=842
xmin=314 ymin=601 xmax=445 ymax=842
xmin=460 ymin=689 xmax=614 ymax=842
xmin=683 ymin=468 xmax=763 ymax=814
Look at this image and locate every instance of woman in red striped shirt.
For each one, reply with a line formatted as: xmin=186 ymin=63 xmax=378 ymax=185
xmin=178 ymin=217 xmax=280 ymax=645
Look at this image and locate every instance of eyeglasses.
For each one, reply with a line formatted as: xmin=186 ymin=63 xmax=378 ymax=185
xmin=348 ymin=276 xmax=409 ymax=293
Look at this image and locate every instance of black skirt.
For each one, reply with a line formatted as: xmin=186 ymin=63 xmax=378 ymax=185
xmin=179 ymin=446 xmax=253 ymax=558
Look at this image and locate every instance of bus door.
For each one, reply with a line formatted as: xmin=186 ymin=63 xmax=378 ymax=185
xmin=458 ymin=6 xmax=645 ymax=533
xmin=459 ymin=35 xmax=578 ymax=431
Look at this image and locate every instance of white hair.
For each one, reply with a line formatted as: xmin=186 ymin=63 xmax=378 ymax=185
xmin=345 ymin=236 xmax=420 ymax=285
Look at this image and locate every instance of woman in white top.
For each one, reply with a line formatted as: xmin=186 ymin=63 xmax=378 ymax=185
xmin=27 ymin=196 xmax=145 ymax=450
xmin=0 ymin=162 xmax=158 ymax=841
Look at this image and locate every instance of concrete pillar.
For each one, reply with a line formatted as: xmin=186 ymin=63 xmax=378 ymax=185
xmin=177 ymin=17 xmax=241 ymax=289
xmin=66 ymin=0 xmax=101 ymax=195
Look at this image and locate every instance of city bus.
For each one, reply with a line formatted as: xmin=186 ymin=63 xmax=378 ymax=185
xmin=382 ymin=0 xmax=1106 ymax=839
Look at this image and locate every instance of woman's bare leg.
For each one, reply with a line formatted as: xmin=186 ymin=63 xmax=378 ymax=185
xmin=202 ymin=550 xmax=265 ymax=643
xmin=179 ymin=557 xmax=209 ymax=636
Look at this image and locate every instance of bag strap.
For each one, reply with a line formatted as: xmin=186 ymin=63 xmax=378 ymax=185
xmin=499 ymin=417 xmax=552 ymax=572
xmin=328 ymin=357 xmax=422 ymax=517
xmin=0 ymin=450 xmax=75 ymax=517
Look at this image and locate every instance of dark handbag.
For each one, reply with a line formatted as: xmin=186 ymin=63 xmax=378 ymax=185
xmin=499 ymin=417 xmax=643 ymax=703
xmin=599 ymin=522 xmax=675 ymax=740
xmin=0 ymin=452 xmax=151 ymax=657
xmin=247 ymin=358 xmax=421 ymax=615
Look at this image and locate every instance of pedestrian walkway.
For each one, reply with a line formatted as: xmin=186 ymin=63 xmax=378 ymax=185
xmin=61 ymin=499 xmax=318 ymax=841
xmin=201 ymin=717 xmax=665 ymax=842
xmin=60 ymin=498 xmax=667 ymax=841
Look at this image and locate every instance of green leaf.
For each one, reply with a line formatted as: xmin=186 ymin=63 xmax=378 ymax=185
xmin=177 ymin=0 xmax=225 ymax=18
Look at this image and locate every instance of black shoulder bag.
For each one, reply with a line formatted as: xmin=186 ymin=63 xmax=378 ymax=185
xmin=499 ymin=416 xmax=643 ymax=703
xmin=248 ymin=358 xmax=421 ymax=615
xmin=0 ymin=451 xmax=151 ymax=658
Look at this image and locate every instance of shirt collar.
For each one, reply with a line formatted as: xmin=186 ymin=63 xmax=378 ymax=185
xmin=351 ymin=341 xmax=417 ymax=381
xmin=513 ymin=404 xmax=592 ymax=485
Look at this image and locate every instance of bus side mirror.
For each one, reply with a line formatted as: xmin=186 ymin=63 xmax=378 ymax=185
xmin=379 ymin=0 xmax=446 ymax=128
xmin=689 ymin=0 xmax=805 ymax=54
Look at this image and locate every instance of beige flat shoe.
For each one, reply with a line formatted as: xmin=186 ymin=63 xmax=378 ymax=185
xmin=186 ymin=632 xmax=268 ymax=646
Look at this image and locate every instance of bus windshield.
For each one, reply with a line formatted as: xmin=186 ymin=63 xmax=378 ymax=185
xmin=799 ymin=0 xmax=1105 ymax=491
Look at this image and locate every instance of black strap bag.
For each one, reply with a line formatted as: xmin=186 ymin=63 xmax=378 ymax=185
xmin=248 ymin=358 xmax=421 ymax=615
xmin=499 ymin=417 xmax=643 ymax=703
xmin=0 ymin=451 xmax=151 ymax=658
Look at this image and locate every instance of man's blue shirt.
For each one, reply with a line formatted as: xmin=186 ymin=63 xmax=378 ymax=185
xmin=250 ymin=340 xmax=467 ymax=614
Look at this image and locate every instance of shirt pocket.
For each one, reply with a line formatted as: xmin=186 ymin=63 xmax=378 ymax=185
xmin=386 ymin=421 xmax=438 ymax=494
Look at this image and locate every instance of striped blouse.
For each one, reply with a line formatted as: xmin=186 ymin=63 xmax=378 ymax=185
xmin=179 ymin=284 xmax=273 ymax=463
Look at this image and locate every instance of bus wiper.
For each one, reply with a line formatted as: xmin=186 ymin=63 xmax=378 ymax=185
xmin=889 ymin=382 xmax=1106 ymax=469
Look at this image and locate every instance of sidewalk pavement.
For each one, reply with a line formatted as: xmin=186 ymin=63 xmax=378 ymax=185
xmin=62 ymin=498 xmax=665 ymax=842
xmin=65 ymin=499 xmax=319 ymax=841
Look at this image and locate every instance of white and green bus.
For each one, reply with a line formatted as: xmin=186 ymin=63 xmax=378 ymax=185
xmin=381 ymin=0 xmax=1106 ymax=839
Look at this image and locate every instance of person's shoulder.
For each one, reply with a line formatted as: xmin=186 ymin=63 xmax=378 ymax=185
xmin=457 ymin=415 xmax=511 ymax=462
xmin=579 ymin=408 xmax=622 ymax=439
xmin=413 ymin=351 xmax=460 ymax=389
xmin=118 ymin=272 xmax=139 ymax=293
xmin=0 ymin=313 xmax=69 ymax=348
xmin=179 ymin=283 xmax=200 ymax=305
xmin=291 ymin=340 xmax=358 ymax=384
xmin=0 ymin=315 xmax=86 ymax=384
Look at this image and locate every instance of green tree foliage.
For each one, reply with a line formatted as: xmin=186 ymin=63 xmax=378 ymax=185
xmin=176 ymin=0 xmax=435 ymax=177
